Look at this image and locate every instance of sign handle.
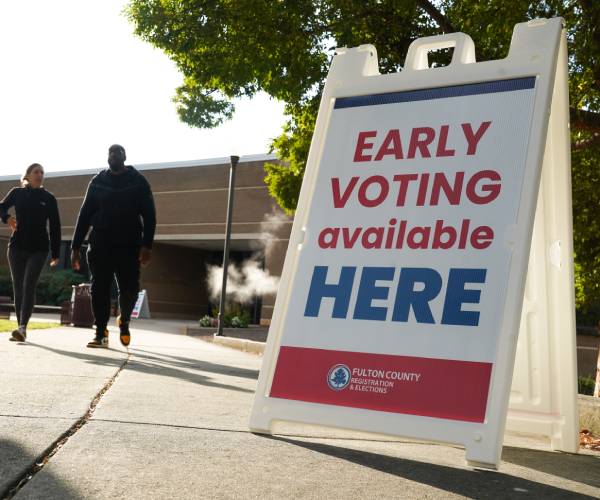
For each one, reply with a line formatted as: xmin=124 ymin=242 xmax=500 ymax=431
xmin=404 ymin=32 xmax=476 ymax=70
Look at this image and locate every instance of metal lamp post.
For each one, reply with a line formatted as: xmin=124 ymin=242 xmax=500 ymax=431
xmin=216 ymin=155 xmax=239 ymax=336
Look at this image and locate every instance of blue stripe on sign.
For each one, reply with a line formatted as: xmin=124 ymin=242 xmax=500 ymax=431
xmin=334 ymin=77 xmax=536 ymax=109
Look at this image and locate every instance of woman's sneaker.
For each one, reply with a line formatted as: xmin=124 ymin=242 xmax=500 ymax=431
xmin=117 ymin=316 xmax=131 ymax=347
xmin=9 ymin=326 xmax=26 ymax=342
xmin=87 ymin=328 xmax=109 ymax=348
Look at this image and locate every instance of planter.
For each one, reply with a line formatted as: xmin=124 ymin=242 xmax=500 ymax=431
xmin=579 ymin=394 xmax=600 ymax=436
xmin=185 ymin=325 xmax=269 ymax=343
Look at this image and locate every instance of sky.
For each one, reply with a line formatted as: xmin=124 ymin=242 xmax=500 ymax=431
xmin=0 ymin=0 xmax=286 ymax=176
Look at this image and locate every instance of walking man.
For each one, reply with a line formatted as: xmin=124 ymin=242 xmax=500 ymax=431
xmin=71 ymin=145 xmax=156 ymax=348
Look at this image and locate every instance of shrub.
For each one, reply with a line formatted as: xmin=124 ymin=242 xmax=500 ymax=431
xmin=0 ymin=266 xmax=84 ymax=305
xmin=199 ymin=315 xmax=215 ymax=327
xmin=578 ymin=375 xmax=596 ymax=396
xmin=205 ymin=305 xmax=252 ymax=328
xmin=231 ymin=314 xmax=250 ymax=328
xmin=36 ymin=270 xmax=85 ymax=305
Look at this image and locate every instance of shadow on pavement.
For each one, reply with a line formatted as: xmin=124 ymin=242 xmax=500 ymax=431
xmin=25 ymin=342 xmax=254 ymax=394
xmin=0 ymin=438 xmax=82 ymax=500
xmin=269 ymin=436 xmax=597 ymax=499
xmin=128 ymin=347 xmax=259 ymax=379
xmin=502 ymin=446 xmax=600 ymax=488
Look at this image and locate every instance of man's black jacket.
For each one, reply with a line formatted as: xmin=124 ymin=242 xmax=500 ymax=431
xmin=71 ymin=167 xmax=156 ymax=250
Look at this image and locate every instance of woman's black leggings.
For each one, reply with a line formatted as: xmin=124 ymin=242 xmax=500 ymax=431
xmin=8 ymin=247 xmax=47 ymax=328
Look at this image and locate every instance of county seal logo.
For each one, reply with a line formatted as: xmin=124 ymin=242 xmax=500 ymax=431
xmin=327 ymin=364 xmax=351 ymax=391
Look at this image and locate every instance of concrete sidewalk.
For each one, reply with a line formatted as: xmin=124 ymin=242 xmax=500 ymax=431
xmin=1 ymin=325 xmax=599 ymax=499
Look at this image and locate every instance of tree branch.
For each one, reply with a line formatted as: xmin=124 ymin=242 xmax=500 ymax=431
xmin=415 ymin=0 xmax=456 ymax=33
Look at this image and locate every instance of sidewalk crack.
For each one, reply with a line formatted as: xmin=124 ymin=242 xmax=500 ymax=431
xmin=0 ymin=351 xmax=130 ymax=500
xmin=0 ymin=414 xmax=75 ymax=421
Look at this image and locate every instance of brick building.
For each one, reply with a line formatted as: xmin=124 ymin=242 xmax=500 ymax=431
xmin=0 ymin=155 xmax=292 ymax=323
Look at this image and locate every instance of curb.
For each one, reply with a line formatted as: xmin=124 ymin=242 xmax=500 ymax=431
xmin=212 ymin=336 xmax=265 ymax=355
xmin=184 ymin=326 xmax=265 ymax=355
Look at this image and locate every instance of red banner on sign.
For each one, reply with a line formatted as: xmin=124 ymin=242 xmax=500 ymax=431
xmin=270 ymin=346 xmax=492 ymax=423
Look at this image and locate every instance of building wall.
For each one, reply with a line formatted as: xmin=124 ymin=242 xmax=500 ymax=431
xmin=141 ymin=243 xmax=211 ymax=319
xmin=0 ymin=156 xmax=292 ymax=321
xmin=0 ymin=159 xmax=288 ymax=243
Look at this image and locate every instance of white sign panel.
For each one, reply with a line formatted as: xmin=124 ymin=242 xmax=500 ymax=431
xmin=131 ymin=289 xmax=150 ymax=319
xmin=251 ymin=18 xmax=575 ymax=468
xmin=270 ymin=78 xmax=535 ymax=423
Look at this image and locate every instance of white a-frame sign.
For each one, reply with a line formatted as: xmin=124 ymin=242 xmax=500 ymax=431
xmin=250 ymin=17 xmax=578 ymax=469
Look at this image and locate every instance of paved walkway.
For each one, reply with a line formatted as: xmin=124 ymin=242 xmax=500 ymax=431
xmin=1 ymin=323 xmax=599 ymax=499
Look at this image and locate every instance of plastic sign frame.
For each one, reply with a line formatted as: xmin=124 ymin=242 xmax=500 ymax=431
xmin=250 ymin=18 xmax=570 ymax=469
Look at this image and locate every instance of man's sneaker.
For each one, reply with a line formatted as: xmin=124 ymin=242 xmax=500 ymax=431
xmin=9 ymin=327 xmax=26 ymax=342
xmin=87 ymin=329 xmax=109 ymax=349
xmin=117 ymin=316 xmax=131 ymax=347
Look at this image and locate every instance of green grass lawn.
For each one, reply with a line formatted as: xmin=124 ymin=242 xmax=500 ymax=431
xmin=0 ymin=319 xmax=59 ymax=333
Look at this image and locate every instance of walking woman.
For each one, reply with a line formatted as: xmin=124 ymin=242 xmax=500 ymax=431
xmin=0 ymin=164 xmax=61 ymax=342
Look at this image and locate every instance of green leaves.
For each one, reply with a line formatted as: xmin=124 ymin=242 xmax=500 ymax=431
xmin=263 ymin=162 xmax=304 ymax=215
xmin=173 ymin=82 xmax=235 ymax=128
xmin=264 ymin=98 xmax=318 ymax=213
xmin=572 ymin=139 xmax=600 ymax=319
xmin=127 ymin=0 xmax=600 ymax=316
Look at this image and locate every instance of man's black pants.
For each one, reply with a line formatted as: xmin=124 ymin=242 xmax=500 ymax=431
xmin=87 ymin=245 xmax=140 ymax=336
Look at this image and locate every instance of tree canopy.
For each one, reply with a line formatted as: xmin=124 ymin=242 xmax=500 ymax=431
xmin=126 ymin=0 xmax=600 ymax=316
